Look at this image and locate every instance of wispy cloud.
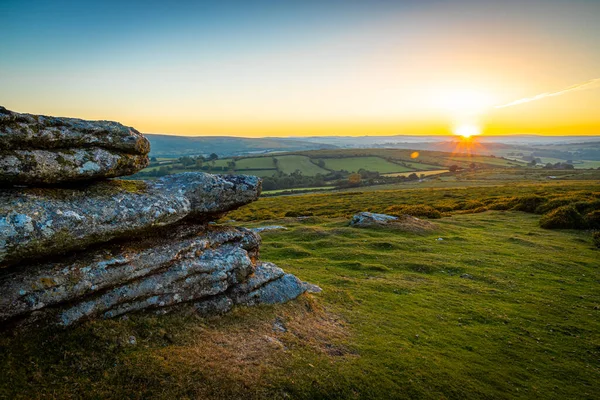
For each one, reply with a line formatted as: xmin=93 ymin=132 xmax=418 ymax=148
xmin=495 ymin=78 xmax=600 ymax=109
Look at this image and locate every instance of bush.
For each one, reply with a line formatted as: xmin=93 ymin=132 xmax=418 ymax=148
xmin=511 ymin=195 xmax=547 ymax=213
xmin=284 ymin=210 xmax=314 ymax=218
xmin=455 ymin=200 xmax=486 ymax=211
xmin=573 ymin=199 xmax=600 ymax=214
xmin=593 ymin=232 xmax=600 ymax=248
xmin=584 ymin=210 xmax=600 ymax=229
xmin=385 ymin=205 xmax=442 ymax=219
xmin=487 ymin=200 xmax=513 ymax=211
xmin=540 ymin=205 xmax=587 ymax=229
xmin=535 ymin=198 xmax=574 ymax=214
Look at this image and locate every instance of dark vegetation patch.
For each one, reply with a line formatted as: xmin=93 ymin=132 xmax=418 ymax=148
xmin=539 ymin=205 xmax=587 ymax=229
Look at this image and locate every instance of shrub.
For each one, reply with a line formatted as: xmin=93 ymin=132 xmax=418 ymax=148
xmin=385 ymin=205 xmax=442 ymax=219
xmin=535 ymin=197 xmax=578 ymax=214
xmin=487 ymin=200 xmax=513 ymax=211
xmin=511 ymin=195 xmax=547 ymax=213
xmin=584 ymin=210 xmax=600 ymax=229
xmin=540 ymin=205 xmax=587 ymax=229
xmin=593 ymin=232 xmax=600 ymax=248
xmin=284 ymin=210 xmax=314 ymax=218
xmin=573 ymin=199 xmax=600 ymax=214
xmin=455 ymin=200 xmax=486 ymax=211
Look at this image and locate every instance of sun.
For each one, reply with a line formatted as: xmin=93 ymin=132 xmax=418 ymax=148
xmin=453 ymin=124 xmax=481 ymax=138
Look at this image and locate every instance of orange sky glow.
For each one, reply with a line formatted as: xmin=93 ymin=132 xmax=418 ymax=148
xmin=1 ymin=1 xmax=599 ymax=137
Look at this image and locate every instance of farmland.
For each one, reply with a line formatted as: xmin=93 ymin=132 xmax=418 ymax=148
xmin=133 ymin=148 xmax=527 ymax=182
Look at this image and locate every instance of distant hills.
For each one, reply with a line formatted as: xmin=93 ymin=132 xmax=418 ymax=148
xmin=145 ymin=134 xmax=337 ymax=157
xmin=145 ymin=133 xmax=600 ymax=164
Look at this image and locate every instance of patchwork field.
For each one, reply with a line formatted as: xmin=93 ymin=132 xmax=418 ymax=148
xmin=136 ymin=148 xmax=529 ymax=180
xmin=316 ymin=156 xmax=412 ymax=173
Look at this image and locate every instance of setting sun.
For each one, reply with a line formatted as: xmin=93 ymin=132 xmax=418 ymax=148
xmin=453 ymin=124 xmax=481 ymax=138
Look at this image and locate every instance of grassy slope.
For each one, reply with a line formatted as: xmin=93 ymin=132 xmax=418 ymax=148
xmin=2 ymin=181 xmax=599 ymax=399
xmin=228 ymin=180 xmax=599 ymax=221
xmin=253 ymin=212 xmax=599 ymax=399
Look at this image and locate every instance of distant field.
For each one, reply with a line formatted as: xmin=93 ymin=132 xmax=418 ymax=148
xmin=274 ymin=155 xmax=330 ymax=175
xmin=573 ymin=160 xmax=600 ymax=169
xmin=234 ymin=169 xmax=277 ymax=177
xmin=316 ymin=156 xmax=412 ymax=173
xmin=261 ymin=186 xmax=336 ymax=195
xmin=383 ymin=169 xmax=449 ymax=178
xmin=233 ymin=157 xmax=276 ymax=170
xmin=403 ymin=161 xmax=446 ymax=170
xmin=447 ymin=155 xmax=524 ymax=167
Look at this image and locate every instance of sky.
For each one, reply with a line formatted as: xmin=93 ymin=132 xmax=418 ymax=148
xmin=1 ymin=0 xmax=599 ymax=137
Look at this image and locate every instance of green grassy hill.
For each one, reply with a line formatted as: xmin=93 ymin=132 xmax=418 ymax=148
xmin=3 ymin=180 xmax=598 ymax=399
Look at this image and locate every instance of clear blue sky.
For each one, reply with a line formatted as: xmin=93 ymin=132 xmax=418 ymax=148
xmin=1 ymin=0 xmax=599 ymax=136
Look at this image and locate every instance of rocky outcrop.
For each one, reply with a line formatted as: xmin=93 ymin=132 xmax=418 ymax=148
xmin=0 ymin=109 xmax=312 ymax=327
xmin=350 ymin=211 xmax=436 ymax=232
xmin=194 ymin=262 xmax=312 ymax=316
xmin=0 ymin=225 xmax=262 ymax=325
xmin=0 ymin=106 xmax=149 ymax=185
xmin=0 ymin=172 xmax=261 ymax=267
xmin=350 ymin=212 xmax=399 ymax=227
xmin=0 ymin=148 xmax=148 ymax=185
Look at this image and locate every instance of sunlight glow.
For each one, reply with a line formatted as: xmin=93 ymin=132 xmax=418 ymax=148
xmin=453 ymin=124 xmax=481 ymax=138
xmin=437 ymin=89 xmax=494 ymax=116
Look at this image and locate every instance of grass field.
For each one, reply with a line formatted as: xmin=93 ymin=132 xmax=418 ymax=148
xmin=403 ymin=161 xmax=447 ymax=170
xmin=137 ymin=149 xmax=523 ymax=179
xmin=3 ymin=180 xmax=598 ymax=399
xmin=383 ymin=169 xmax=449 ymax=178
xmin=233 ymin=157 xmax=277 ymax=170
xmin=316 ymin=156 xmax=412 ymax=173
xmin=274 ymin=155 xmax=330 ymax=175
xmin=262 ymin=186 xmax=336 ymax=195
xmin=229 ymin=180 xmax=600 ymax=221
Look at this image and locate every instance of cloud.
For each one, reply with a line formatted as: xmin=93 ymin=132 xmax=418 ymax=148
xmin=495 ymin=78 xmax=600 ymax=109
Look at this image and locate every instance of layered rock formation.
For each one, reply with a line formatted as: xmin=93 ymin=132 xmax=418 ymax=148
xmin=0 ymin=173 xmax=261 ymax=266
xmin=0 ymin=106 xmax=150 ymax=185
xmin=0 ymin=108 xmax=312 ymax=327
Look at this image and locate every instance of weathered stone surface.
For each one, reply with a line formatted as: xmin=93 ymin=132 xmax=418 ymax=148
xmin=350 ymin=211 xmax=436 ymax=232
xmin=250 ymin=225 xmax=288 ymax=233
xmin=231 ymin=262 xmax=308 ymax=306
xmin=0 ymin=148 xmax=148 ymax=185
xmin=350 ymin=212 xmax=399 ymax=227
xmin=0 ymin=106 xmax=149 ymax=154
xmin=0 ymin=172 xmax=262 ymax=267
xmin=0 ymin=225 xmax=261 ymax=325
xmin=0 ymin=106 xmax=151 ymax=184
xmin=193 ymin=262 xmax=312 ymax=315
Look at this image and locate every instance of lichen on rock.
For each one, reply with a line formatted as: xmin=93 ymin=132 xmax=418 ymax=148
xmin=0 ymin=106 xmax=150 ymax=185
xmin=0 ymin=172 xmax=262 ymax=267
